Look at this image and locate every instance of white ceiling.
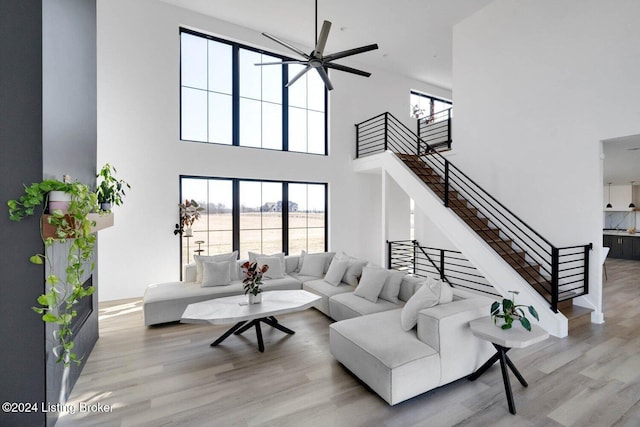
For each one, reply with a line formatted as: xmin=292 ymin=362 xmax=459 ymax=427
xmin=159 ymin=0 xmax=639 ymax=185
xmin=159 ymin=0 xmax=493 ymax=89
xmin=603 ymin=135 xmax=640 ymax=185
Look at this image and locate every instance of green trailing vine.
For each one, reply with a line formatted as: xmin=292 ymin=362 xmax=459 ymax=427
xmin=8 ymin=179 xmax=99 ymax=366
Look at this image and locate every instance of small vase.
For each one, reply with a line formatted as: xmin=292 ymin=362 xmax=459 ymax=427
xmin=100 ymin=202 xmax=112 ymax=211
xmin=248 ymin=293 xmax=262 ymax=304
xmin=184 ymin=227 xmax=193 ymax=237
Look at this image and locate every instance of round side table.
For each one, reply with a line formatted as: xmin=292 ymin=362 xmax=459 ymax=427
xmin=468 ymin=317 xmax=549 ymax=415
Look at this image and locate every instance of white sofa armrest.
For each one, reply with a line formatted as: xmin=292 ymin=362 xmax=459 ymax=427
xmin=417 ymin=297 xmax=493 ymax=384
xmin=184 ymin=263 xmax=197 ymax=282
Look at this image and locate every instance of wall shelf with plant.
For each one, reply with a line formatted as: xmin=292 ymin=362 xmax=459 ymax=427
xmin=6 ymin=165 xmax=129 ymax=366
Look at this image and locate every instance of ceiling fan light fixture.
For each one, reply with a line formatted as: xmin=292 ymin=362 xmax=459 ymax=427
xmin=256 ymin=0 xmax=378 ymax=90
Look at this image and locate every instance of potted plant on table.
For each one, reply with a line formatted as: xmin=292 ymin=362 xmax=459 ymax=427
xmin=174 ymin=199 xmax=204 ymax=237
xmin=241 ymin=261 xmax=269 ymax=304
xmin=490 ymin=291 xmax=539 ymax=331
xmin=96 ymin=163 xmax=131 ymax=212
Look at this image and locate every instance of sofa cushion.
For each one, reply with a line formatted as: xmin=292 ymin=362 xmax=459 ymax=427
xmin=379 ymin=270 xmax=405 ymax=304
xmin=430 ymin=277 xmax=453 ymax=304
xmin=335 ymin=251 xmax=368 ymax=286
xmin=296 ymin=251 xmax=335 ymax=273
xmin=259 ymin=275 xmax=302 ymax=291
xmin=329 ymin=309 xmax=440 ymax=405
xmin=201 ymin=261 xmax=232 ymax=287
xmin=303 ymin=279 xmax=353 ymax=316
xmin=324 ymin=259 xmax=350 ymax=286
xmin=249 ymin=251 xmax=285 ymax=272
xmin=256 ymin=256 xmax=285 ymax=279
xmin=400 ymin=283 xmax=439 ymax=331
xmin=353 ymin=266 xmax=388 ymax=302
xmin=398 ymin=275 xmax=423 ymax=302
xmin=195 ymin=251 xmax=238 ymax=282
xmin=329 ymin=292 xmax=401 ymax=322
xmin=299 ymin=253 xmax=327 ymax=277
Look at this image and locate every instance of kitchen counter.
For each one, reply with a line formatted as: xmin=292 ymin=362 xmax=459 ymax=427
xmin=603 ymin=230 xmax=640 ymax=237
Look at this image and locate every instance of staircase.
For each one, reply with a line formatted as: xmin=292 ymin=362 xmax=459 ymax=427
xmin=355 ymin=112 xmax=593 ymax=334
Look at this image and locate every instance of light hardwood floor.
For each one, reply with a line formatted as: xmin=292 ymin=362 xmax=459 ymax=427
xmin=59 ymin=259 xmax=640 ymax=427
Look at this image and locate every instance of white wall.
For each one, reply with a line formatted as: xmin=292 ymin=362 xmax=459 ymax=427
xmin=453 ymin=0 xmax=640 ymax=321
xmin=97 ymin=0 xmax=446 ymax=300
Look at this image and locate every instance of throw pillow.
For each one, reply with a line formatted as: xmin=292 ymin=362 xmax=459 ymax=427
xmin=194 ymin=251 xmax=238 ymax=283
xmin=353 ymin=266 xmax=389 ymax=303
xmin=335 ymin=251 xmax=368 ymax=286
xmin=256 ymin=256 xmax=284 ymax=280
xmin=298 ymin=253 xmax=326 ymax=278
xmin=323 ymin=259 xmax=350 ymax=286
xmin=296 ymin=250 xmax=335 ymax=273
xmin=400 ymin=283 xmax=439 ymax=331
xmin=249 ymin=251 xmax=285 ymax=272
xmin=379 ymin=270 xmax=405 ymax=304
xmin=427 ymin=276 xmax=454 ymax=304
xmin=201 ymin=261 xmax=232 ymax=287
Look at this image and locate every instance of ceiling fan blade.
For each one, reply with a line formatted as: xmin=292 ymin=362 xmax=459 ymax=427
xmin=255 ymin=60 xmax=307 ymax=66
xmin=324 ymin=62 xmax=371 ymax=77
xmin=262 ymin=32 xmax=310 ymax=59
xmin=286 ymin=65 xmax=311 ymax=88
xmin=315 ymin=66 xmax=334 ymax=91
xmin=313 ymin=21 xmax=332 ymax=58
xmin=323 ymin=43 xmax=379 ymax=62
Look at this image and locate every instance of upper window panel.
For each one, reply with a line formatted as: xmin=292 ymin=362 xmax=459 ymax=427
xmin=180 ymin=29 xmax=327 ymax=155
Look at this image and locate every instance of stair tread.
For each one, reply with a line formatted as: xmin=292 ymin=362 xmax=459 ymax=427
xmin=559 ymin=304 xmax=593 ymax=320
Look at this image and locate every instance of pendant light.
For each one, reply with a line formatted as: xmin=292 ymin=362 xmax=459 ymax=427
xmin=629 ymin=181 xmax=636 ymax=208
xmin=606 ymin=182 xmax=612 ymax=208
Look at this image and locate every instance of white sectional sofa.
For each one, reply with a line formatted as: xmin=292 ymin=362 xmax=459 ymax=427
xmin=142 ymin=250 xmax=495 ymax=406
xmin=329 ymin=288 xmax=494 ymax=405
xmin=143 ymin=255 xmax=307 ymax=325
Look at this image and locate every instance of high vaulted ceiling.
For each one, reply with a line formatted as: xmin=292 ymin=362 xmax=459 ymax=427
xmin=159 ymin=0 xmax=494 ymax=90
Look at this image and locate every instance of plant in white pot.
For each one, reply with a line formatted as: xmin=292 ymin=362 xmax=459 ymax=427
xmin=174 ymin=199 xmax=204 ymax=237
xmin=241 ymin=261 xmax=269 ymax=304
xmin=96 ymin=163 xmax=131 ymax=212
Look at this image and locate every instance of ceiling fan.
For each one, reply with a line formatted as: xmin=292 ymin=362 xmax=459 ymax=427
xmin=256 ymin=2 xmax=378 ymax=90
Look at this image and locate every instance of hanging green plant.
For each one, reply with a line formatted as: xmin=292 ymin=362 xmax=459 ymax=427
xmin=7 ymin=178 xmax=99 ymax=366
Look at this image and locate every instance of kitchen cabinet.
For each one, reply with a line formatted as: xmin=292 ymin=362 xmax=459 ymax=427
xmin=603 ymin=234 xmax=640 ymax=260
xmin=634 ymin=238 xmax=640 ymax=260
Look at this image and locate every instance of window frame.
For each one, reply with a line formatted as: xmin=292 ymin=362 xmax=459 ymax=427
xmin=410 ymin=90 xmax=452 ymax=120
xmin=179 ymin=27 xmax=329 ymax=155
xmin=179 ymin=175 xmax=328 ymax=271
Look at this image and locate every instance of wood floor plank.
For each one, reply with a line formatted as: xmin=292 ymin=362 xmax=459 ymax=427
xmin=58 ymin=258 xmax=640 ymax=426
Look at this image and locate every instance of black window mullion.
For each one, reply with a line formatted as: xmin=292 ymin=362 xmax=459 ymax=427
xmin=232 ymin=45 xmax=240 ymax=146
xmin=282 ymin=183 xmax=289 ymax=254
xmin=232 ymin=179 xmax=240 ymax=252
xmin=283 ymin=65 xmax=289 ymax=151
xmin=324 ymin=183 xmax=328 ymax=251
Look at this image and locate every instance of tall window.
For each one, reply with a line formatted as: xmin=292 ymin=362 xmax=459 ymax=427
xmin=180 ymin=28 xmax=327 ymax=154
xmin=410 ymin=90 xmax=452 ymax=120
xmin=180 ymin=177 xmax=327 ymax=265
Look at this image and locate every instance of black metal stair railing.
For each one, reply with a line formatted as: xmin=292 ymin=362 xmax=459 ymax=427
xmin=388 ymin=240 xmax=500 ymax=297
xmin=417 ymin=107 xmax=452 ymax=151
xmin=357 ymin=112 xmax=592 ymax=312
